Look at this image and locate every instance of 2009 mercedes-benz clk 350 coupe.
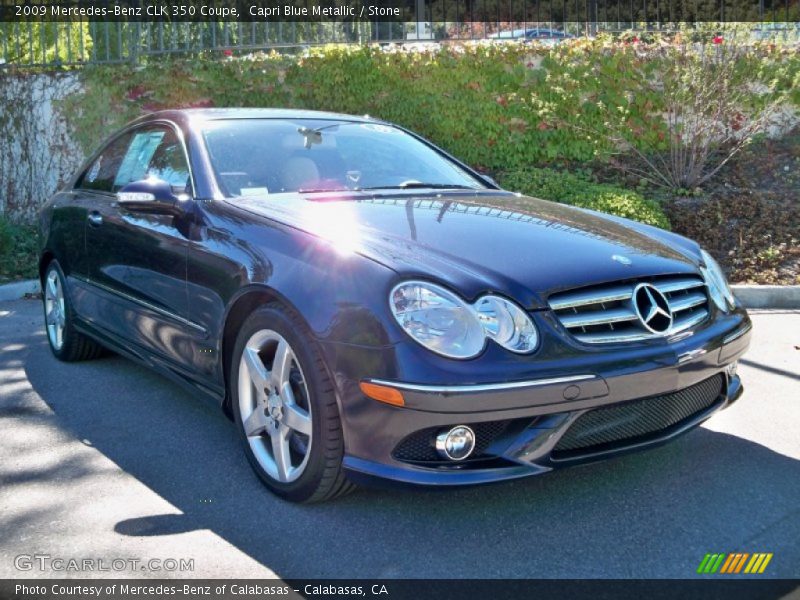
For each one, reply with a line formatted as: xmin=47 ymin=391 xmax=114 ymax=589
xmin=39 ymin=109 xmax=752 ymax=502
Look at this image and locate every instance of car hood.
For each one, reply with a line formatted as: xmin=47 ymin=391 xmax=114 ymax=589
xmin=232 ymin=191 xmax=702 ymax=309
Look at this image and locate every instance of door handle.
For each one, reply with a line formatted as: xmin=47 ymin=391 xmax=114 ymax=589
xmin=87 ymin=212 xmax=103 ymax=227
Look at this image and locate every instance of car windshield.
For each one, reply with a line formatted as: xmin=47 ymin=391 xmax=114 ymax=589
xmin=201 ymin=118 xmax=485 ymax=198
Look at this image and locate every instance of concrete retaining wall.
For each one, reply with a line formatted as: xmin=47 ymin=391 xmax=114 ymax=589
xmin=0 ymin=72 xmax=83 ymax=223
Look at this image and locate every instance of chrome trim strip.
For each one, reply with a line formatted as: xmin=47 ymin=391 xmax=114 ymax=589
xmin=549 ymin=277 xmax=706 ymax=312
xmin=578 ymin=314 xmax=741 ymax=347
xmin=574 ymin=330 xmax=657 ymax=344
xmin=723 ymin=322 xmax=752 ymax=344
xmin=551 ymin=276 xmax=710 ymax=345
xmin=672 ymin=309 xmax=708 ymax=333
xmin=574 ymin=310 xmax=707 ymax=344
xmin=677 ymin=348 xmax=707 ymax=364
xmin=366 ymin=374 xmax=597 ymax=394
xmin=669 ymin=292 xmax=707 ymax=312
xmin=74 ymin=275 xmax=207 ymax=334
xmin=548 ymin=285 xmax=633 ymax=310
xmin=654 ymin=278 xmax=705 ymax=294
xmin=559 ymin=307 xmax=638 ymax=328
xmin=666 ymin=330 xmax=695 ymax=343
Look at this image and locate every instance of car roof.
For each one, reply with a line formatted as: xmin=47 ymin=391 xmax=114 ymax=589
xmin=140 ymin=108 xmax=379 ymax=126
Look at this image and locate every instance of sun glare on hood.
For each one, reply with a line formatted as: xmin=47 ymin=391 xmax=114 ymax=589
xmin=302 ymin=201 xmax=364 ymax=255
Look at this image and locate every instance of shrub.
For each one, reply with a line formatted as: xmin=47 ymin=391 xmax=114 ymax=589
xmin=63 ymin=38 xmax=799 ymax=177
xmin=0 ymin=215 xmax=11 ymax=257
xmin=497 ymin=167 xmax=671 ymax=229
xmin=0 ymin=215 xmax=39 ymax=283
xmin=543 ymin=27 xmax=799 ymax=189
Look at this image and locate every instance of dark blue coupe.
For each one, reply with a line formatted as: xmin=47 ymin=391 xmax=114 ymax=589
xmin=38 ymin=109 xmax=752 ymax=502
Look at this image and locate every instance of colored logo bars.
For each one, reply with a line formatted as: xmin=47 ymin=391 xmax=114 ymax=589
xmin=697 ymin=552 xmax=773 ymax=574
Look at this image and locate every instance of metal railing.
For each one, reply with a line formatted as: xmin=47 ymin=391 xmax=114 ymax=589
xmin=1 ymin=21 xmax=382 ymax=68
xmin=1 ymin=0 xmax=798 ymax=69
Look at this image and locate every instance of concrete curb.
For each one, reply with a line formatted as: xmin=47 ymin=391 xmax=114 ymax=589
xmin=732 ymin=285 xmax=800 ymax=310
xmin=0 ymin=279 xmax=40 ymax=302
xmin=0 ymin=280 xmax=798 ymax=309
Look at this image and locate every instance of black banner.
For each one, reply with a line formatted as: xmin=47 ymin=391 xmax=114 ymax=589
xmin=1 ymin=0 xmax=799 ymax=23
xmin=2 ymin=580 xmax=800 ymax=600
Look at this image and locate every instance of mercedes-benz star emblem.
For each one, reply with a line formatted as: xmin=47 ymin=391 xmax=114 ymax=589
xmin=633 ymin=283 xmax=673 ymax=334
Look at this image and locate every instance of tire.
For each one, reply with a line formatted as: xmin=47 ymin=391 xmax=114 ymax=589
xmin=42 ymin=260 xmax=105 ymax=362
xmin=231 ymin=302 xmax=355 ymax=503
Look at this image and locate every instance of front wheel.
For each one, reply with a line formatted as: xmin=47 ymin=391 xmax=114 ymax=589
xmin=231 ymin=303 xmax=354 ymax=503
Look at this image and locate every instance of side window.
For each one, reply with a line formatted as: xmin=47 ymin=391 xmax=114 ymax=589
xmin=113 ymin=129 xmax=167 ymax=190
xmin=77 ymin=132 xmax=133 ymax=193
xmin=115 ymin=127 xmax=191 ymax=194
xmin=76 ymin=126 xmax=191 ymax=196
xmin=146 ymin=130 xmax=192 ymax=194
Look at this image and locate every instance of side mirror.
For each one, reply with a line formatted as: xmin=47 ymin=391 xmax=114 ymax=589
xmin=117 ymin=178 xmax=185 ymax=215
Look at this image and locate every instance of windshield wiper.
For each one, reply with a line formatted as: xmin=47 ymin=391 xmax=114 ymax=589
xmin=296 ymin=187 xmax=352 ymax=194
xmin=358 ymin=183 xmax=478 ymax=191
xmin=296 ymin=182 xmax=481 ymax=194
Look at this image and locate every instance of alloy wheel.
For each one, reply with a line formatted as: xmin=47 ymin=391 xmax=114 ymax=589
xmin=237 ymin=329 xmax=313 ymax=483
xmin=44 ymin=269 xmax=66 ymax=351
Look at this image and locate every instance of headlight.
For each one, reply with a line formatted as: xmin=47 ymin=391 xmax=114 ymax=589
xmin=474 ymin=296 xmax=539 ymax=353
xmin=390 ymin=281 xmax=538 ymax=359
xmin=700 ymin=249 xmax=736 ymax=312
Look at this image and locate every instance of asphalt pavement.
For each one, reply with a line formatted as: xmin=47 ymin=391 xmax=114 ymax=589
xmin=1 ymin=297 xmax=798 ymax=579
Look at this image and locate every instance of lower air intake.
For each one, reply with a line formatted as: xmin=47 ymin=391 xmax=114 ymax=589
xmin=553 ymin=374 xmax=725 ymax=457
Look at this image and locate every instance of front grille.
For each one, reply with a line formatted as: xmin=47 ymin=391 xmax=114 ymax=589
xmin=393 ymin=420 xmax=511 ymax=464
xmin=553 ymin=374 xmax=724 ymax=457
xmin=548 ymin=275 xmax=710 ymax=344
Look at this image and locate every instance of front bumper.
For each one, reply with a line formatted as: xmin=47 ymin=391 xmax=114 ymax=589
xmin=344 ymin=373 xmax=742 ymax=486
xmin=324 ymin=311 xmax=752 ymax=487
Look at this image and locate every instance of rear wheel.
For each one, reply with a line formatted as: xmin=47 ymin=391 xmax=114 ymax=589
xmin=231 ymin=303 xmax=355 ymax=503
xmin=43 ymin=261 xmax=105 ymax=362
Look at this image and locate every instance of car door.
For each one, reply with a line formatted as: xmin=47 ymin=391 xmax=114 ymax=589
xmin=83 ymin=123 xmax=198 ymax=372
xmin=67 ymin=131 xmax=134 ymax=319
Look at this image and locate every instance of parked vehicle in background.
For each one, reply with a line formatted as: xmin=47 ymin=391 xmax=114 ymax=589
xmin=405 ymin=21 xmax=435 ymax=40
xmin=751 ymin=23 xmax=800 ymax=41
xmin=488 ymin=28 xmax=573 ymax=44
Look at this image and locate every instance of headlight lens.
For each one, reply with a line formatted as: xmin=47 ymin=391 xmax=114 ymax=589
xmin=390 ymin=281 xmax=538 ymax=359
xmin=474 ymin=295 xmax=539 ymax=353
xmin=700 ymin=249 xmax=736 ymax=312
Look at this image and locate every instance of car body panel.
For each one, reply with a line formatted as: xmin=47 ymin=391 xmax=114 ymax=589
xmin=183 ymin=199 xmax=398 ymax=387
xmin=40 ymin=191 xmax=90 ymax=281
xmin=84 ymin=203 xmax=193 ymax=365
xmin=231 ymin=192 xmax=700 ymax=308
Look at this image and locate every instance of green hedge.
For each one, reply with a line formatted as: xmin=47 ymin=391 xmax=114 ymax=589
xmin=0 ymin=216 xmax=39 ymax=283
xmin=57 ymin=36 xmax=797 ymax=233
xmin=497 ymin=167 xmax=670 ymax=229
xmin=64 ymin=38 xmax=799 ymax=172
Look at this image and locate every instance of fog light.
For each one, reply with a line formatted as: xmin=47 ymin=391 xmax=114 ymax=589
xmin=726 ymin=361 xmax=738 ymax=378
xmin=435 ymin=425 xmax=476 ymax=461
